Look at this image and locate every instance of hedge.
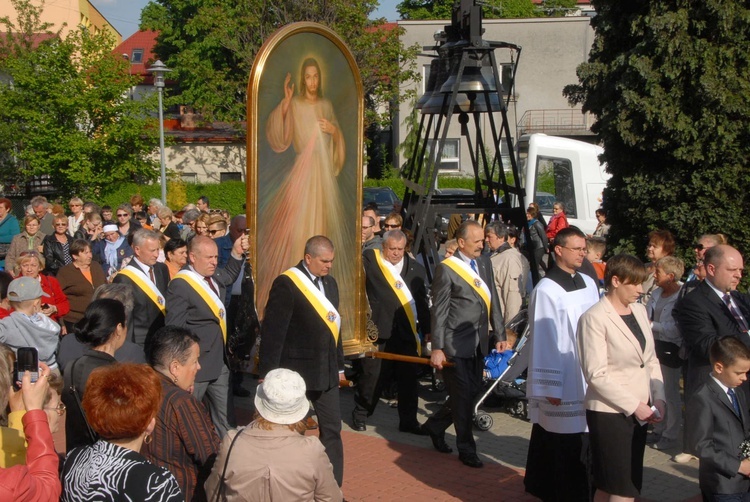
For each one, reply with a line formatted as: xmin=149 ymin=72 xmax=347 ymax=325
xmin=94 ymin=175 xmax=489 ymax=215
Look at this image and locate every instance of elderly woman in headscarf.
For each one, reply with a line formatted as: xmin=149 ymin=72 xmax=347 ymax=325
xmin=92 ymin=224 xmax=133 ymax=280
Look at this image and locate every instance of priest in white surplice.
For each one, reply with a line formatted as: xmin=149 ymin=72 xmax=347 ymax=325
xmin=524 ymin=227 xmax=600 ymax=501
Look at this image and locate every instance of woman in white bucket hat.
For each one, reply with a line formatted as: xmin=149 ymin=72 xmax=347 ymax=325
xmin=206 ymin=368 xmax=342 ymax=501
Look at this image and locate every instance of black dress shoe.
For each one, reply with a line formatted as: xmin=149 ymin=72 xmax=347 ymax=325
xmin=423 ymin=427 xmax=453 ymax=453
xmin=352 ymin=420 xmax=366 ymax=432
xmin=351 ymin=413 xmax=367 ymax=431
xmin=399 ymin=423 xmax=429 ymax=436
xmin=459 ymin=453 xmax=484 ymax=468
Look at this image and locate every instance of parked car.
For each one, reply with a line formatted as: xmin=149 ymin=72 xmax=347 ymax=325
xmin=433 ymin=188 xmax=476 ymax=242
xmin=363 ymin=187 xmax=401 ymax=217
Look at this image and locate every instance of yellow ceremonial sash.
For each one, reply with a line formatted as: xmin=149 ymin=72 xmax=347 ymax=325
xmin=373 ymin=249 xmax=420 ymax=355
xmin=443 ymin=257 xmax=491 ymax=318
xmin=117 ymin=267 xmax=166 ymax=314
xmin=283 ymin=268 xmax=340 ymax=344
xmin=173 ymin=271 xmax=227 ymax=341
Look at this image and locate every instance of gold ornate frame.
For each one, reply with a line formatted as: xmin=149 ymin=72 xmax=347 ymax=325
xmin=247 ymin=22 xmax=368 ymax=356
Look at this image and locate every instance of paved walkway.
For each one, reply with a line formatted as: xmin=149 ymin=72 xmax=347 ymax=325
xmin=234 ymin=374 xmax=702 ymax=502
xmin=54 ymin=372 xmax=702 ymax=501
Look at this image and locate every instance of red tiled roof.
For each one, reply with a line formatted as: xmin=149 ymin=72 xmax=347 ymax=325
xmin=112 ymin=30 xmax=158 ymax=82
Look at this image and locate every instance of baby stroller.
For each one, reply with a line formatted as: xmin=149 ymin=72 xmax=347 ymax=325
xmin=473 ymin=309 xmax=530 ymax=431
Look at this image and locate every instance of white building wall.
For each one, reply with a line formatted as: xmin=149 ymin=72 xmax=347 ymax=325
xmin=396 ymin=17 xmax=595 ymax=175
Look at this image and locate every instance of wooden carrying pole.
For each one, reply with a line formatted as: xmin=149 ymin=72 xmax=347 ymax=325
xmin=364 ymin=351 xmax=455 ymax=367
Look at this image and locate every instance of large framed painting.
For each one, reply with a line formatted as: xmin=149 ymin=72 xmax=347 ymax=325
xmin=247 ymin=22 xmax=368 ymax=355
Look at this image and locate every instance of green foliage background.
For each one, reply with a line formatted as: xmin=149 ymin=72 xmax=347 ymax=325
xmin=0 ymin=0 xmax=160 ymax=198
xmin=564 ymin=0 xmax=750 ymax=273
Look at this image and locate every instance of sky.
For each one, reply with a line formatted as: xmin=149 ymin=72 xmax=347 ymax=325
xmin=91 ymin=0 xmax=403 ymax=41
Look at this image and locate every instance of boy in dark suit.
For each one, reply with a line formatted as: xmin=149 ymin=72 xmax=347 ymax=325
xmin=687 ymin=336 xmax=750 ymax=501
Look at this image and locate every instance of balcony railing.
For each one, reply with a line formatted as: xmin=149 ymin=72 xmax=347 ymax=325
xmin=517 ymin=109 xmax=595 ymax=136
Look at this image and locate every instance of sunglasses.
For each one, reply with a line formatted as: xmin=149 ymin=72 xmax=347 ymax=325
xmin=383 ymin=224 xmax=400 ymax=229
xmin=693 ymin=243 xmax=704 ymax=250
xmin=208 ymin=229 xmax=222 ymax=235
xmin=116 ymin=213 xmax=129 ymax=217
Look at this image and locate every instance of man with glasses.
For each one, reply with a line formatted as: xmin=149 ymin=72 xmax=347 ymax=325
xmin=361 ymin=215 xmax=381 ymax=253
xmin=67 ymin=197 xmax=85 ymax=236
xmin=524 ymin=227 xmax=599 ymax=501
xmin=114 ymin=204 xmax=141 ymax=239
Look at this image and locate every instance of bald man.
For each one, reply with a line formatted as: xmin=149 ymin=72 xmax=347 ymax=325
xmin=165 ymin=234 xmax=248 ymax=437
xmin=678 ymin=245 xmax=750 ymax=399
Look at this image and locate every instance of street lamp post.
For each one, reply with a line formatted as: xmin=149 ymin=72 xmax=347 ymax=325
xmin=147 ymin=60 xmax=172 ymax=205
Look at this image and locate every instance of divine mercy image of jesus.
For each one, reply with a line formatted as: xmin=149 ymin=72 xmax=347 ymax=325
xmin=255 ymin=49 xmax=358 ymax=332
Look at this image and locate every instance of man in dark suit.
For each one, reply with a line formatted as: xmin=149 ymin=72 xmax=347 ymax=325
xmin=352 ymin=230 xmax=431 ymax=433
xmin=165 ymin=234 xmax=247 ymax=437
xmin=113 ymin=229 xmax=169 ymax=346
xmin=422 ymin=220 xmax=505 ymax=468
xmin=260 ymin=235 xmax=345 ymax=486
xmin=677 ymin=245 xmax=750 ymax=399
xmin=687 ymin=336 xmax=750 ymax=499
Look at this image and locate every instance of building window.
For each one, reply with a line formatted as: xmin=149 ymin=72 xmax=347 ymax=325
xmin=422 ymin=63 xmax=432 ymax=95
xmin=131 ymin=49 xmax=143 ymax=64
xmin=426 ymin=139 xmax=460 ymax=171
xmin=220 ymin=172 xmax=242 ymax=182
xmin=181 ymin=173 xmax=197 ymax=183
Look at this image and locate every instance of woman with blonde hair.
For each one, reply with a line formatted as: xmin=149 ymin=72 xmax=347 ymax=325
xmin=42 ymin=214 xmax=72 ymax=276
xmin=5 ymin=216 xmax=43 ymax=273
xmin=14 ymin=251 xmax=69 ymax=324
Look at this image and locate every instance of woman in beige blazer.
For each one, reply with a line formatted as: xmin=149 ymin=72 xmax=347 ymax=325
xmin=577 ymin=254 xmax=666 ymax=501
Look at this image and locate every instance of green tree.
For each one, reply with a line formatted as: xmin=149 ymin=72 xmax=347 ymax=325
xmin=564 ymin=1 xmax=750 ymax=267
xmin=397 ymin=0 xmax=544 ymax=20
xmin=0 ymin=0 xmax=160 ymax=198
xmin=140 ymin=0 xmax=420 ymax=134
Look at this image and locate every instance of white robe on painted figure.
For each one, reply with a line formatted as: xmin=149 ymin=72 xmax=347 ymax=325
xmin=527 ymin=273 xmax=600 ymax=434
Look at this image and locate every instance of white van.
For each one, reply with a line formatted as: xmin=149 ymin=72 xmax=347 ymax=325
xmin=517 ymin=134 xmax=609 ymax=236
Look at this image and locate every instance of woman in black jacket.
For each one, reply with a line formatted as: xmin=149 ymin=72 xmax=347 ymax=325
xmin=42 ymin=214 xmax=72 ymax=276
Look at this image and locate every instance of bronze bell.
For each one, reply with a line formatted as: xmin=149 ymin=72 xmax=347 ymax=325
xmin=421 ymin=40 xmax=458 ymax=115
xmin=416 ymin=58 xmax=440 ymax=110
xmin=439 ymin=47 xmax=502 ymax=113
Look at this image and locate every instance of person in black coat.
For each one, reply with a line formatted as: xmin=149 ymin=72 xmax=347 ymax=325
xmin=165 ymin=234 xmax=246 ymax=437
xmin=686 ymin=337 xmax=750 ymax=499
xmin=677 ymin=245 xmax=750 ymax=400
xmin=422 ymin=221 xmax=505 ymax=469
xmin=42 ymin=215 xmax=72 ymax=276
xmin=112 ymin=229 xmax=169 ymax=346
xmin=352 ymin=230 xmax=431 ymax=433
xmin=259 ymin=235 xmax=345 ymax=487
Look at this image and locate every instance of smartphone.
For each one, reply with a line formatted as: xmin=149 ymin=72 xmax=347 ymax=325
xmin=15 ymin=347 xmax=39 ymax=384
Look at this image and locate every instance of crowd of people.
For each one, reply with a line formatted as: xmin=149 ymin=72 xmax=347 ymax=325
xmin=0 ymin=190 xmax=748 ymax=501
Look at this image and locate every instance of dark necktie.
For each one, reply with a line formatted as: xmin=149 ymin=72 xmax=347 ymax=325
xmin=149 ymin=267 xmax=155 ymax=283
xmin=204 ymin=276 xmax=218 ymax=296
xmin=723 ymin=294 xmax=749 ymax=331
xmin=470 ymin=259 xmax=478 ymax=274
xmin=729 ymin=388 xmax=741 ymax=416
